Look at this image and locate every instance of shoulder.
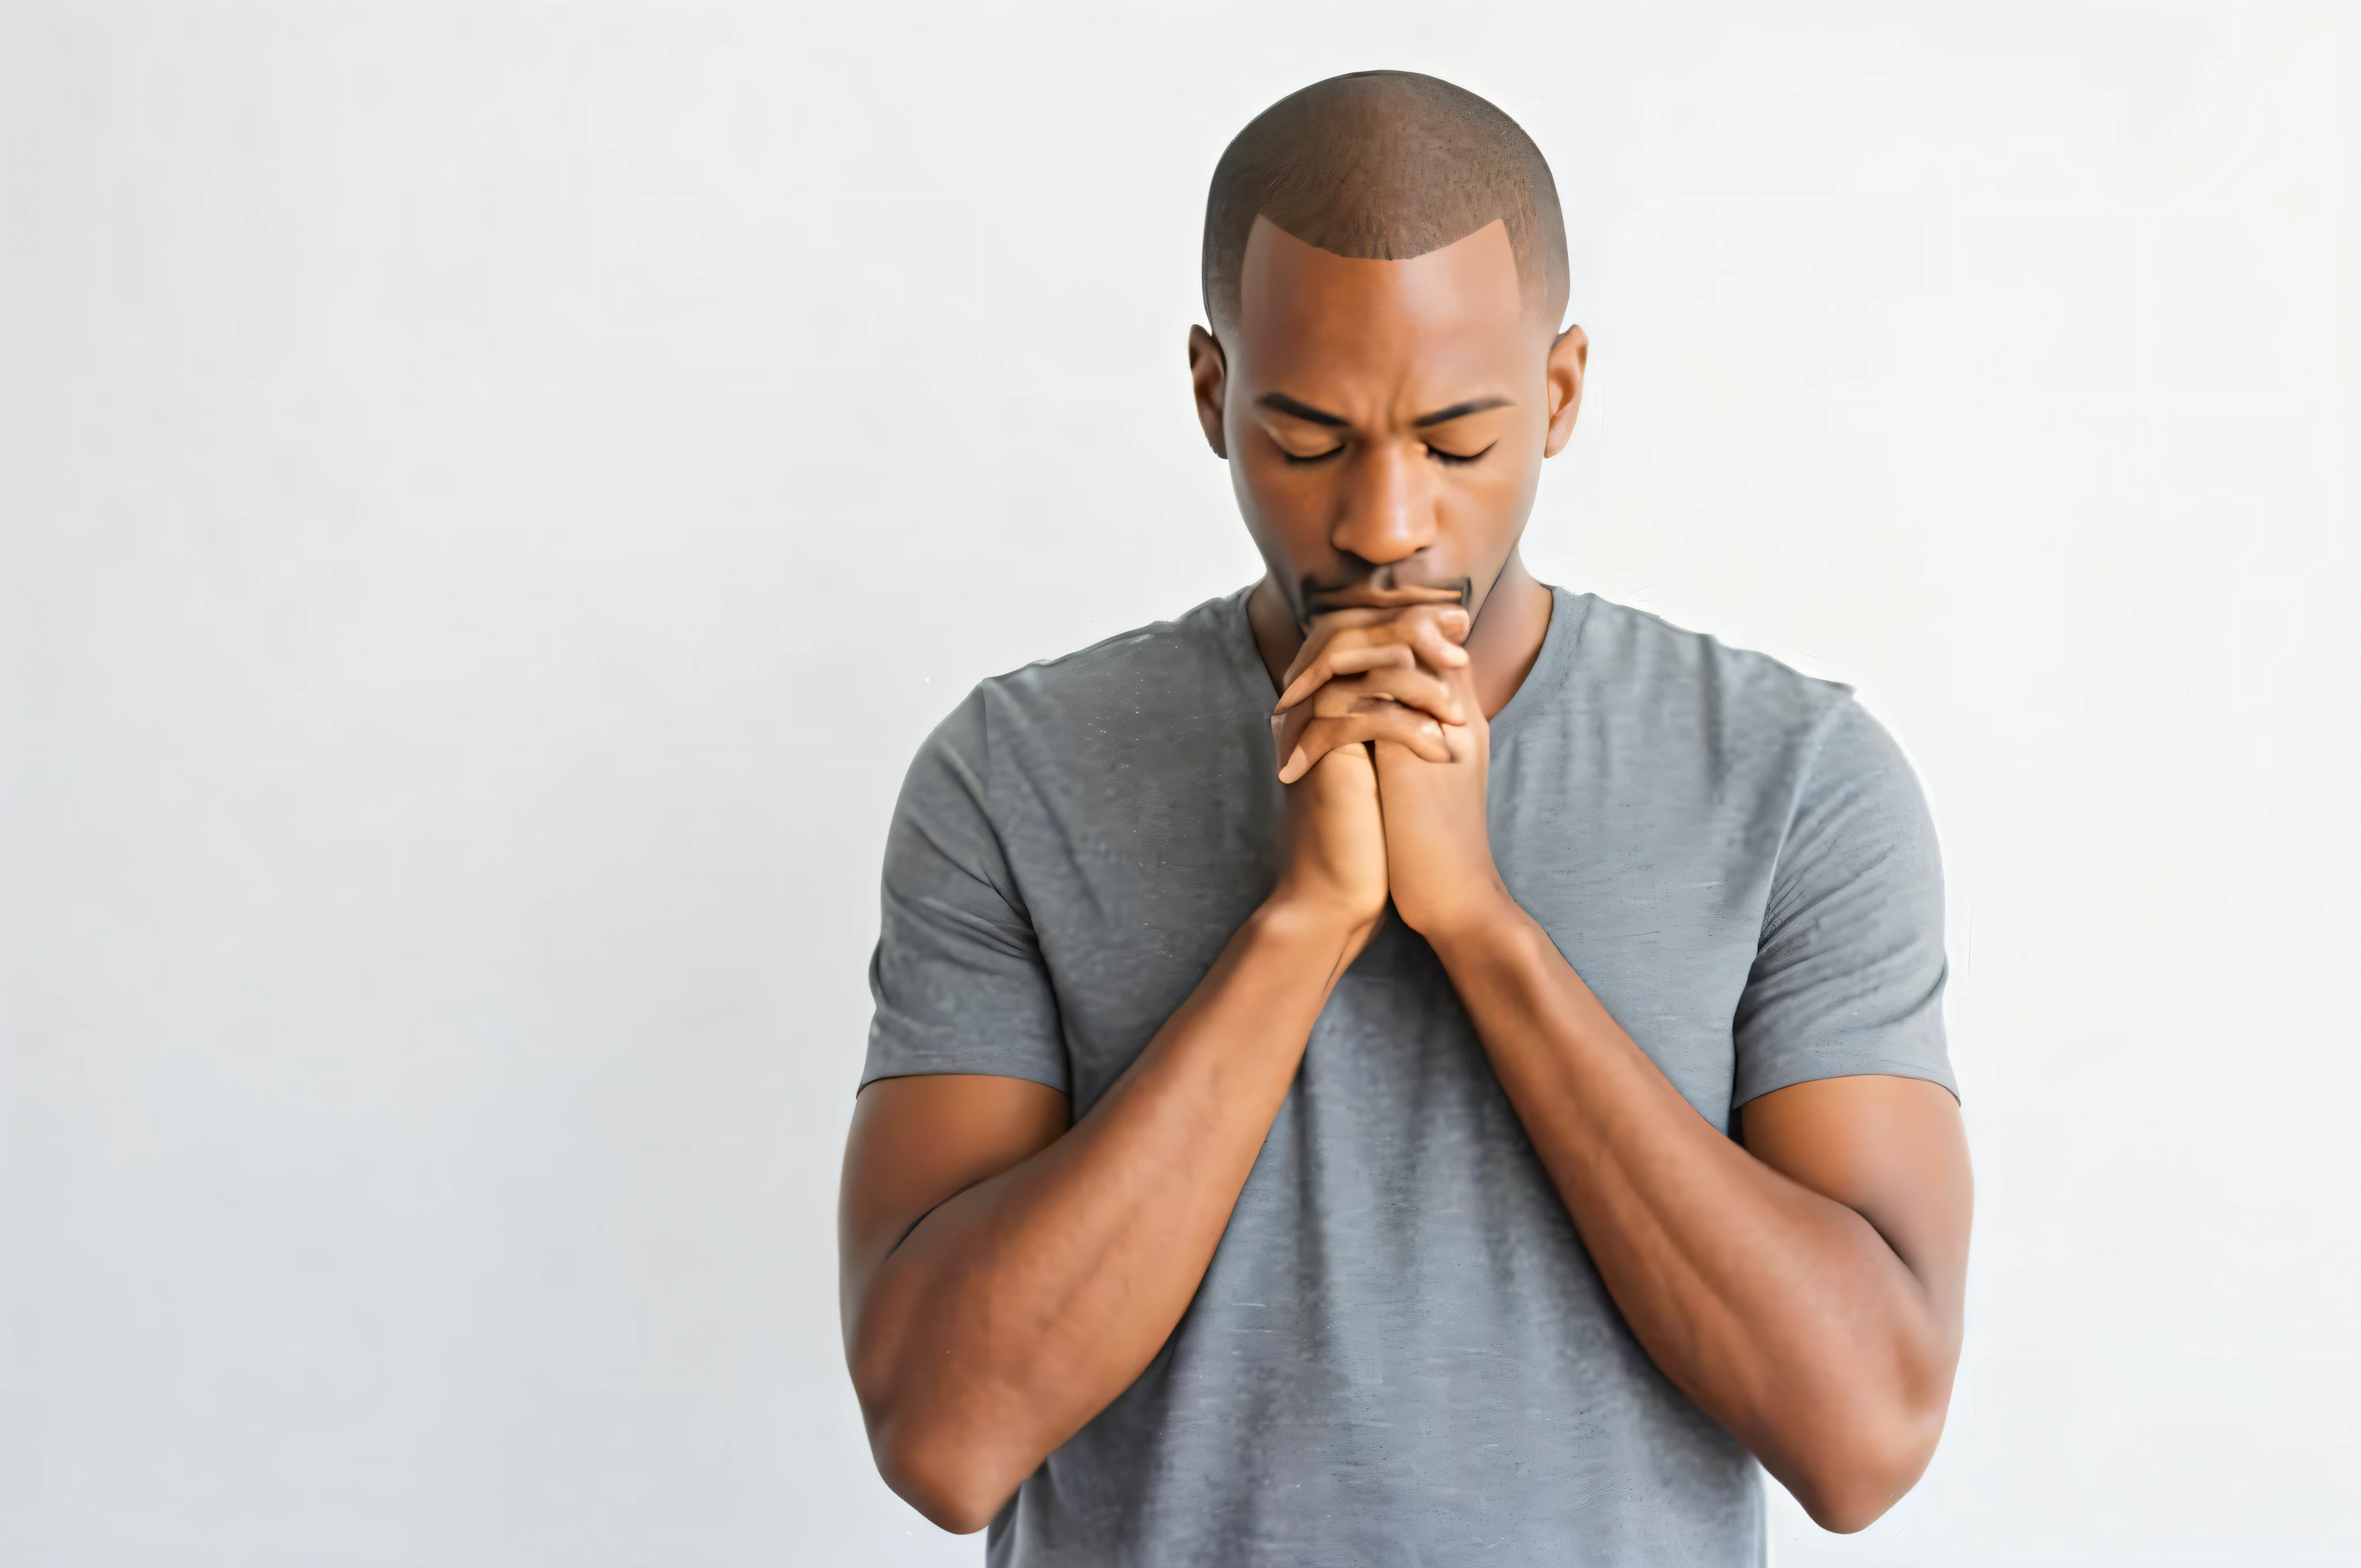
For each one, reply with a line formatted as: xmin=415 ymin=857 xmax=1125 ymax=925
xmin=918 ymin=591 xmax=1258 ymax=777
xmin=1555 ymin=591 xmax=1862 ymax=763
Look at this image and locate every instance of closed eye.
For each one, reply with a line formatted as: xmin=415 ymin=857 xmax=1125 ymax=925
xmin=1280 ymin=446 xmax=1347 ymax=466
xmin=1425 ymin=440 xmax=1498 ymax=466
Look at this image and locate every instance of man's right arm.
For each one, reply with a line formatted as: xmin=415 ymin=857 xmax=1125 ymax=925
xmin=838 ymin=897 xmax=1359 ymax=1531
xmin=837 ymin=736 xmax=1397 ymax=1534
xmin=840 ymin=605 xmax=1470 ymax=1532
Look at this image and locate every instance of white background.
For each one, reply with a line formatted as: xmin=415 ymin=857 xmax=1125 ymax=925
xmin=3 ymin=3 xmax=2354 ymax=1563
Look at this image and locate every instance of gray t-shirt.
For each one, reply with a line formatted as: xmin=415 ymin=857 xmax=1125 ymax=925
xmin=863 ymin=586 xmax=1953 ymax=1566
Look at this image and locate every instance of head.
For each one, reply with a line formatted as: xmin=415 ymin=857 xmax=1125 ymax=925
xmin=1189 ymin=71 xmax=1586 ymax=630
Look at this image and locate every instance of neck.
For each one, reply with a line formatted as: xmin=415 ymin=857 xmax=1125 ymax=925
xmin=1248 ymin=552 xmax=1555 ymax=720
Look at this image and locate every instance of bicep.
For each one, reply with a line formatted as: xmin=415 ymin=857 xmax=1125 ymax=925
xmin=1738 ymin=1075 xmax=1973 ymax=1328
xmin=837 ymin=1073 xmax=1070 ymax=1329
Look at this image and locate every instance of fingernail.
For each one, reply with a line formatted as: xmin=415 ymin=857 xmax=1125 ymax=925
xmin=1280 ymin=745 xmax=1307 ymax=781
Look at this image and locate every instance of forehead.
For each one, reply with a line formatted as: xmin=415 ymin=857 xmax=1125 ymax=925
xmin=1232 ymin=215 xmax=1535 ymax=389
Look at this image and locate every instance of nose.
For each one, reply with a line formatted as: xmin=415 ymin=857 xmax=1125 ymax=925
xmin=1329 ymin=438 xmax=1434 ymax=567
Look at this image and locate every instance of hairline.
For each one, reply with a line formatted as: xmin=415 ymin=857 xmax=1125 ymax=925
xmin=1212 ymin=212 xmax=1560 ymax=341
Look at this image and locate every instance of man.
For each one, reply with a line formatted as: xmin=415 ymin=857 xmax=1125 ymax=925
xmin=838 ymin=70 xmax=1971 ymax=1566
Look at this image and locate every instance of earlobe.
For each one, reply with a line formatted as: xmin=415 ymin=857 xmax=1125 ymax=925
xmin=1187 ymin=324 xmax=1230 ymax=459
xmin=1542 ymin=323 xmax=1589 ymax=459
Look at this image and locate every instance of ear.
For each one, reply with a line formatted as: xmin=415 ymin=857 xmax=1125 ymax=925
xmin=1542 ymin=323 xmax=1589 ymax=458
xmin=1188 ymin=325 xmax=1229 ymax=459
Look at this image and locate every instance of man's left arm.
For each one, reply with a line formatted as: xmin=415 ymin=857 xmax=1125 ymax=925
xmin=1372 ymin=704 xmax=1972 ymax=1534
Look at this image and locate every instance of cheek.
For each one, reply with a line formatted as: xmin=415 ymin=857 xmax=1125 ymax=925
xmin=1451 ymin=420 xmax=1533 ymax=485
xmin=1232 ymin=446 xmax=1333 ymax=535
xmin=1440 ymin=430 xmax=1546 ymax=539
xmin=1482 ymin=415 xmax=1550 ymax=497
xmin=1226 ymin=453 xmax=1310 ymax=576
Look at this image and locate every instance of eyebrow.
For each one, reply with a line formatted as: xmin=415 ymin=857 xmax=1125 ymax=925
xmin=1255 ymin=392 xmax=1514 ymax=428
xmin=1255 ymin=392 xmax=1348 ymax=427
xmin=1414 ymin=397 xmax=1512 ymax=427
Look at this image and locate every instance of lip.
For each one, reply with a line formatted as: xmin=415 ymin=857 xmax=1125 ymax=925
xmin=1301 ymin=576 xmax=1472 ymax=615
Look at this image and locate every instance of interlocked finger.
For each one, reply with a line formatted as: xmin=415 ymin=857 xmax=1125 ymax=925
xmin=1275 ymin=604 xmax=1470 ymax=713
xmin=1275 ymin=702 xmax=1453 ymax=783
xmin=1273 ymin=666 xmax=1466 ymax=763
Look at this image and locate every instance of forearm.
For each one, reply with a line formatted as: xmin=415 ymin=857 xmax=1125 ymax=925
xmin=1430 ymin=902 xmax=1954 ymax=1527
xmin=852 ymin=897 xmax=1371 ymax=1530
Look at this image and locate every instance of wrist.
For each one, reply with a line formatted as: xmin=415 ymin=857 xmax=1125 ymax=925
xmin=1406 ymin=883 xmax=1530 ymax=958
xmin=1257 ymin=885 xmax=1385 ymax=952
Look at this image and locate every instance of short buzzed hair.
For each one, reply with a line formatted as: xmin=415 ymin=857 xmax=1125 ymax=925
xmin=1201 ymin=70 xmax=1569 ymax=333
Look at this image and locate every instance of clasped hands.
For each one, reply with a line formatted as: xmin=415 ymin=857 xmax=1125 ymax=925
xmin=1268 ymin=590 xmax=1510 ymax=945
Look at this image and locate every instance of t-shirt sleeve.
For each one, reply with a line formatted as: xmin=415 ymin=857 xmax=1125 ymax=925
xmin=1732 ymin=697 xmax=1958 ymax=1106
xmin=860 ymin=691 xmax=1070 ymax=1095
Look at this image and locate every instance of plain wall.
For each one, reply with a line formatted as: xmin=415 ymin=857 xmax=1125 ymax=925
xmin=2 ymin=3 xmax=2354 ymax=1563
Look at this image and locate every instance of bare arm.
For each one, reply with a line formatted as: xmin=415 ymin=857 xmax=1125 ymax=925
xmin=1269 ymin=602 xmax=1972 ymax=1529
xmin=838 ymin=679 xmax=1453 ymax=1531
xmin=1423 ymin=909 xmax=1971 ymax=1531
xmin=840 ymin=899 xmax=1360 ymax=1532
xmin=1345 ymin=647 xmax=1971 ymax=1531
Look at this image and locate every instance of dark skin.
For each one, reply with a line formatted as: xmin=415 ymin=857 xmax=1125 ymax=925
xmin=840 ymin=214 xmax=1972 ymax=1536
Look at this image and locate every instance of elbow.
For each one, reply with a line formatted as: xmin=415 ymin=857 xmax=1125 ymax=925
xmin=873 ymin=1416 xmax=1010 ymax=1530
xmin=1778 ymin=1390 xmax=1949 ymax=1535
xmin=879 ymin=1446 xmax=1005 ymax=1536
xmin=1791 ymin=1470 xmax=1909 ymax=1536
xmin=848 ymin=1320 xmax=1024 ymax=1534
xmin=865 ymin=1406 xmax=1021 ymax=1536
